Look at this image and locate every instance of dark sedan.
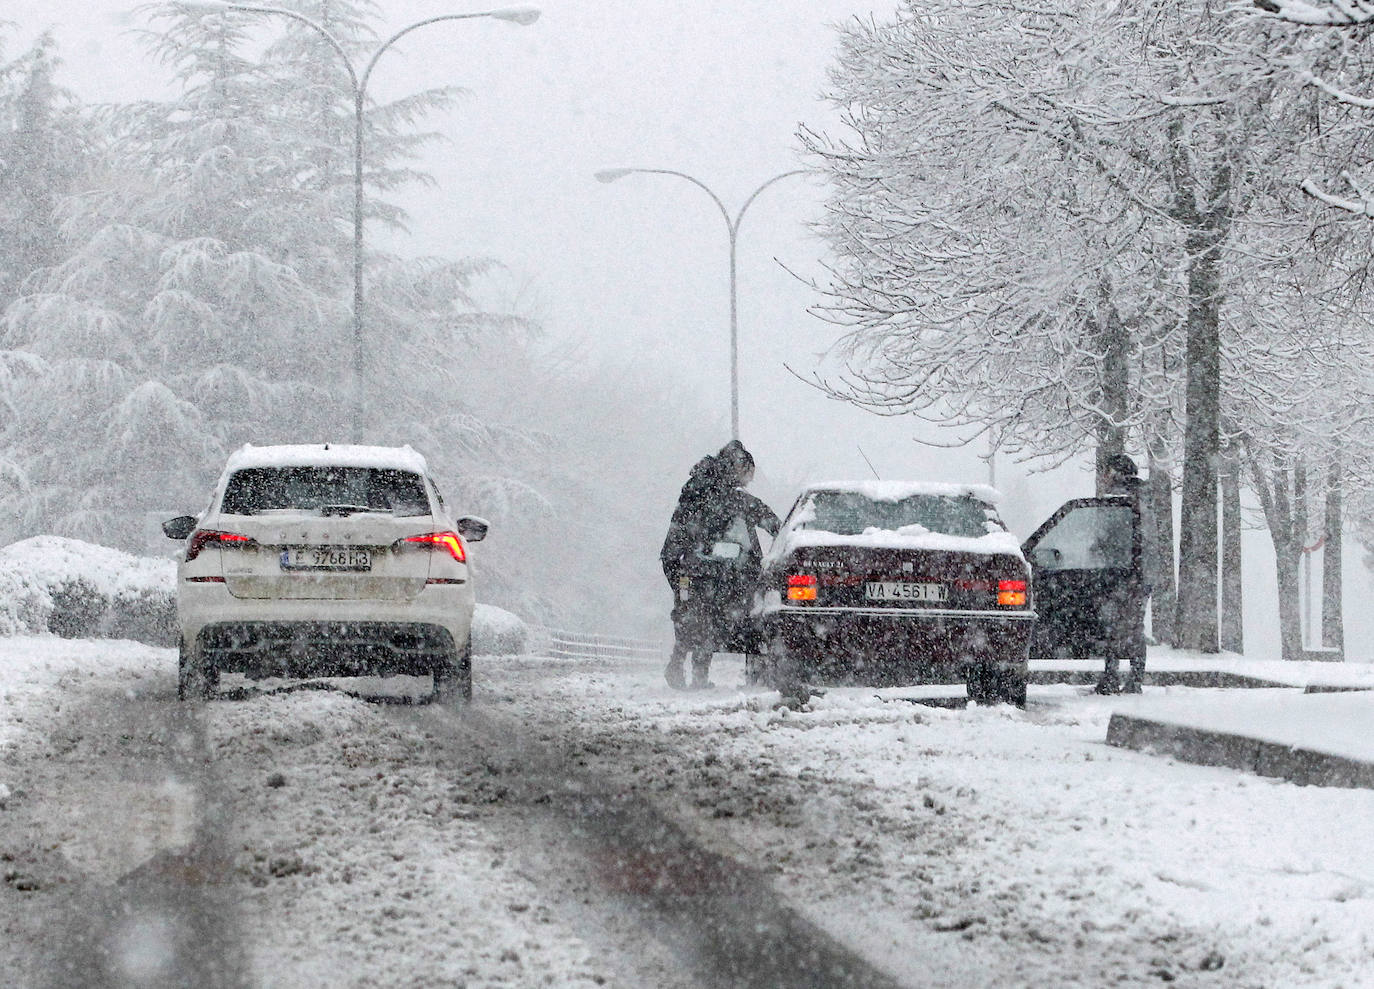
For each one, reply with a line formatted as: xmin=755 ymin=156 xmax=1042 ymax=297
xmin=749 ymin=482 xmax=1034 ymax=705
xmin=747 ymin=481 xmax=1144 ymax=707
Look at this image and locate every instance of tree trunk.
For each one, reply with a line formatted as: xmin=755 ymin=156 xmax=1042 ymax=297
xmin=1273 ymin=465 xmax=1303 ymax=661
xmin=1219 ymin=443 xmax=1243 ymax=653
xmin=1174 ymin=226 xmax=1222 ymax=653
xmin=1275 ymin=536 xmax=1303 ymax=662
xmin=1323 ymin=463 xmax=1344 ymax=652
xmin=1247 ymin=454 xmax=1303 ymax=662
xmin=1294 ymin=460 xmax=1309 ymax=649
xmin=1094 ymin=296 xmax=1129 ymax=496
xmin=1146 ymin=445 xmax=1177 ymax=647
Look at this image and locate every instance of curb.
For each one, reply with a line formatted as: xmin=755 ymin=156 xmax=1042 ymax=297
xmin=1029 ymin=669 xmax=1289 ymax=689
xmin=1105 ymin=713 xmax=1374 ymax=790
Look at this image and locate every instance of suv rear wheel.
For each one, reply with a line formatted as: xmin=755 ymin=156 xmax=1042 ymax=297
xmin=433 ymin=638 xmax=472 ymax=704
xmin=177 ymin=639 xmax=218 ymax=701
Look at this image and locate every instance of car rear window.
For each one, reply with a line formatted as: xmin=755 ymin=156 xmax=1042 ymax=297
xmin=220 ymin=467 xmax=431 ymax=517
xmin=800 ymin=491 xmax=999 ymax=538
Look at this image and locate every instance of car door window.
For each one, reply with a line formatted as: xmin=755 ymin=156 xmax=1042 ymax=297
xmin=1029 ymin=504 xmax=1134 ymax=571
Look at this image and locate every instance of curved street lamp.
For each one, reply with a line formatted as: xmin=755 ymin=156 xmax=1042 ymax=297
xmin=183 ymin=1 xmax=540 ymax=440
xmin=595 ymin=167 xmax=807 ymax=442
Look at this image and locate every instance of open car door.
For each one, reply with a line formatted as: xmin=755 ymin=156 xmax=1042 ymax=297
xmin=1021 ymin=496 xmax=1142 ymax=662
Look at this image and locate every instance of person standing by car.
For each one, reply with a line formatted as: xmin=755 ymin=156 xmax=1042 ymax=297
xmin=659 ymin=441 xmax=779 ymax=689
xmin=1095 ymin=453 xmax=1149 ymax=694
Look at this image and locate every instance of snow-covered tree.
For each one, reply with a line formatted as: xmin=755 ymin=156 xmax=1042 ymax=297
xmin=0 ymin=2 xmax=538 ymax=561
xmin=1251 ymin=0 xmax=1374 ymax=647
xmin=0 ymin=29 xmax=90 ymax=312
xmin=805 ymin=0 xmax=1374 ymax=653
xmin=0 ymin=28 xmax=96 ymax=537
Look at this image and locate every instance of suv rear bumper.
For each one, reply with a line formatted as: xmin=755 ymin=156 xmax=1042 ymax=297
xmin=196 ymin=620 xmax=455 ymax=679
xmin=178 ymin=581 xmax=472 ymax=679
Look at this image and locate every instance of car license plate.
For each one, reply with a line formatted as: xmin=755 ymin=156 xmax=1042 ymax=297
xmin=281 ymin=547 xmax=372 ymax=571
xmin=864 ymin=581 xmax=946 ymax=602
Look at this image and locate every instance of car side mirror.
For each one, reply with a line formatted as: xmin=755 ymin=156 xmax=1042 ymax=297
xmin=1028 ymin=545 xmax=1061 ymax=568
xmin=162 ymin=515 xmax=197 ymax=540
xmin=456 ymin=516 xmax=489 ymax=543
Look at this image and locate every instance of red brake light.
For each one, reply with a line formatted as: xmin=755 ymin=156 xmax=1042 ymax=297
xmin=787 ymin=574 xmax=817 ymax=602
xmin=185 ymin=529 xmax=256 ymax=562
xmin=404 ymin=531 xmax=466 ymax=563
xmin=997 ymin=579 xmax=1027 ymax=607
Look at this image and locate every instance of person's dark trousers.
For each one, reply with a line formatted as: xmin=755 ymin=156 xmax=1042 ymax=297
xmin=1097 ymin=591 xmax=1147 ymax=694
xmin=666 ymin=579 xmax=717 ymax=689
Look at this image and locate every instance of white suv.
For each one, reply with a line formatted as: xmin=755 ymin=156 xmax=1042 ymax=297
xmin=163 ymin=443 xmax=488 ymax=702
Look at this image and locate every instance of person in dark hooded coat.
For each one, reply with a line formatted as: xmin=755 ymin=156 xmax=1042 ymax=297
xmin=660 ymin=440 xmax=779 ymax=689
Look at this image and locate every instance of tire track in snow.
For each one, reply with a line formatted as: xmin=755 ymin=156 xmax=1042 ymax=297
xmin=394 ymin=702 xmax=908 ymax=989
xmin=18 ymin=683 xmax=251 ymax=988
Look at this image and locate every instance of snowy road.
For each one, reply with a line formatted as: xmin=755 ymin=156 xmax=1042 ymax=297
xmin=2 ymin=637 xmax=1373 ymax=987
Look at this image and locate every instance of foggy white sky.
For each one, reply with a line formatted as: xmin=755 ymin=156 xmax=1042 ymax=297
xmin=14 ymin=0 xmax=1006 ymax=501
xmin=11 ymin=0 xmax=1371 ymax=657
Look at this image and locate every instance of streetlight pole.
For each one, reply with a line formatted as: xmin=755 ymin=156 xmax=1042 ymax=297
xmin=184 ymin=2 xmax=540 ymax=441
xmin=595 ymin=167 xmax=807 ymax=442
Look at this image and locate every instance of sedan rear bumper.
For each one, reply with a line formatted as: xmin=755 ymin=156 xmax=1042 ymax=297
xmin=768 ymin=605 xmax=1037 ymax=622
xmin=766 ymin=605 xmax=1034 ymax=684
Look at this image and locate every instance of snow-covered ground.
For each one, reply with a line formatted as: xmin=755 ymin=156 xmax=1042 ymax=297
xmin=490 ymin=653 xmax=1374 ymax=988
xmin=2 ymin=633 xmax=1373 ymax=987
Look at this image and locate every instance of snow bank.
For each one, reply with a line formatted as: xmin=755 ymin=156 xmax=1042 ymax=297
xmin=0 ymin=535 xmax=175 ymax=600
xmin=471 ymin=603 xmax=528 ymax=655
xmin=0 ymin=536 xmax=176 ymax=644
xmin=0 ymin=568 xmax=50 ymax=637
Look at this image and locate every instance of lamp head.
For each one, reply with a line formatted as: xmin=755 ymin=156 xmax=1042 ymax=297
xmin=595 ymin=168 xmax=635 ymax=184
xmin=489 ymin=5 xmax=540 ymax=24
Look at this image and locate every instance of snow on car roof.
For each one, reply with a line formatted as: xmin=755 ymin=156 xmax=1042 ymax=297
xmin=781 ymin=527 xmax=1024 ymax=557
xmin=801 ymin=480 xmax=1002 ymax=504
xmin=223 ymin=443 xmax=429 ymax=474
xmin=766 ymin=480 xmax=1021 ymax=561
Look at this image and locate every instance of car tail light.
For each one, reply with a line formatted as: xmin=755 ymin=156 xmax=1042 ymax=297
xmin=997 ymin=579 xmax=1028 ymax=607
xmin=787 ymin=574 xmax=818 ymax=602
xmin=399 ymin=531 xmax=466 ymax=563
xmin=185 ymin=529 xmax=257 ymax=562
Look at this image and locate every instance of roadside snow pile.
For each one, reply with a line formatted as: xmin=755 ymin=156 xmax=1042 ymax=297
xmin=472 ymin=603 xmax=528 ymax=655
xmin=0 ymin=568 xmax=49 ymax=637
xmin=0 ymin=536 xmax=176 ymax=645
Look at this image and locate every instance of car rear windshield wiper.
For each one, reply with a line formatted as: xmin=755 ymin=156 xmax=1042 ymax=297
xmin=319 ymin=504 xmax=384 ymax=517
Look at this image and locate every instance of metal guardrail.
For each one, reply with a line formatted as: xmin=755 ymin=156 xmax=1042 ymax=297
xmin=528 ymin=626 xmax=667 ymax=662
